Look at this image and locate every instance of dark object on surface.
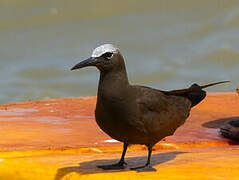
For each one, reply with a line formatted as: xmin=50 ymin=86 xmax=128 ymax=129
xmin=71 ymin=44 xmax=229 ymax=171
xmin=220 ymin=119 xmax=239 ymax=140
xmin=202 ymin=117 xmax=239 ymax=129
xmin=220 ymin=90 xmax=239 ymax=140
xmin=228 ymin=119 xmax=239 ymax=127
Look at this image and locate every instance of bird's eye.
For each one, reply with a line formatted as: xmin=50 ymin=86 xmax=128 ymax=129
xmin=102 ymin=52 xmax=113 ymax=60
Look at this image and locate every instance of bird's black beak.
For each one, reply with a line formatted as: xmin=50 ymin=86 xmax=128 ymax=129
xmin=71 ymin=57 xmax=98 ymax=71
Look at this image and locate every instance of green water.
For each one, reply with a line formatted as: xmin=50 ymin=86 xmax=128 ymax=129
xmin=0 ymin=0 xmax=238 ymax=104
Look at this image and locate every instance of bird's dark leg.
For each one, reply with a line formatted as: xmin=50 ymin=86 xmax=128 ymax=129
xmin=98 ymin=143 xmax=128 ymax=170
xmin=130 ymin=145 xmax=156 ymax=172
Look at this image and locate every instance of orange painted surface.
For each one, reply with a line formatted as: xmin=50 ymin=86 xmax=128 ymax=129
xmin=0 ymin=92 xmax=238 ymax=151
xmin=0 ymin=93 xmax=238 ymax=179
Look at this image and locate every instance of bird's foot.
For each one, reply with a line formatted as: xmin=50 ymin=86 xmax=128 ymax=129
xmin=130 ymin=164 xmax=156 ymax=172
xmin=97 ymin=161 xmax=127 ymax=170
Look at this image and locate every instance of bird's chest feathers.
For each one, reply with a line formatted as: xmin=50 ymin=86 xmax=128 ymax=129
xmin=97 ymin=87 xmax=125 ymax=111
xmin=96 ymin=72 xmax=130 ymax=122
xmin=96 ymin=82 xmax=130 ymax=119
xmin=95 ymin=87 xmax=129 ymax=135
xmin=97 ymin=74 xmax=128 ymax=107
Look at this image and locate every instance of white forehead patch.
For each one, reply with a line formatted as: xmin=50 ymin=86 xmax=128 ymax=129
xmin=91 ymin=44 xmax=118 ymax=58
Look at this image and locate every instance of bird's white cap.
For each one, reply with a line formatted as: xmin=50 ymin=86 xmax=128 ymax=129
xmin=91 ymin=44 xmax=119 ymax=58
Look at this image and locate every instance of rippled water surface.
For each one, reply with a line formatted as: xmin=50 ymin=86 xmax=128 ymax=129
xmin=0 ymin=0 xmax=238 ymax=104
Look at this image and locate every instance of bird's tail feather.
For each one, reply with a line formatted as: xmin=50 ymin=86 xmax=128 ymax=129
xmin=164 ymin=81 xmax=230 ymax=95
xmin=162 ymin=81 xmax=230 ymax=107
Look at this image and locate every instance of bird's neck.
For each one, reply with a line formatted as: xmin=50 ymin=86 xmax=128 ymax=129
xmin=97 ymin=69 xmax=129 ymax=99
xmin=99 ymin=69 xmax=129 ymax=88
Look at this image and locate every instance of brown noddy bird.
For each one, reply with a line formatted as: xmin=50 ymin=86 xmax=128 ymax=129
xmin=71 ymin=44 xmax=229 ymax=172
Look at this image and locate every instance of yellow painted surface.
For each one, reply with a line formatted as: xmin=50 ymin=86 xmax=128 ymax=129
xmin=0 ymin=146 xmax=239 ymax=180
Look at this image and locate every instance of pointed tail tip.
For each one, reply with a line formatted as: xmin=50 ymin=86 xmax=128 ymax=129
xmin=165 ymin=80 xmax=231 ymax=95
xmin=214 ymin=80 xmax=230 ymax=84
xmin=200 ymin=80 xmax=231 ymax=89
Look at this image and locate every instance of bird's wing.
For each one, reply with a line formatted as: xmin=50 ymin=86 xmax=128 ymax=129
xmin=133 ymin=86 xmax=191 ymax=136
xmin=136 ymin=87 xmax=191 ymax=115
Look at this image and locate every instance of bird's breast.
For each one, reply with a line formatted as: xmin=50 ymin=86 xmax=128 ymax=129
xmin=94 ymin=91 xmax=140 ymax=141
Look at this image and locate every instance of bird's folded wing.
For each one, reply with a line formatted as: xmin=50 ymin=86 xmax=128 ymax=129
xmin=135 ymin=89 xmax=191 ymax=135
xmin=135 ymin=88 xmax=189 ymax=114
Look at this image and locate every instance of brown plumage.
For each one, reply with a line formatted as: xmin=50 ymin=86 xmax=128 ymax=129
xmin=71 ymin=44 xmax=229 ymax=171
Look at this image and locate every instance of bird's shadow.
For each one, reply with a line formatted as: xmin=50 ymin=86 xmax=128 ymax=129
xmin=202 ymin=116 xmax=239 ymax=129
xmin=54 ymin=151 xmax=185 ymax=180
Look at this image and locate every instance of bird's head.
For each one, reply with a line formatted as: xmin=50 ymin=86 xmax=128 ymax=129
xmin=71 ymin=44 xmax=125 ymax=72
